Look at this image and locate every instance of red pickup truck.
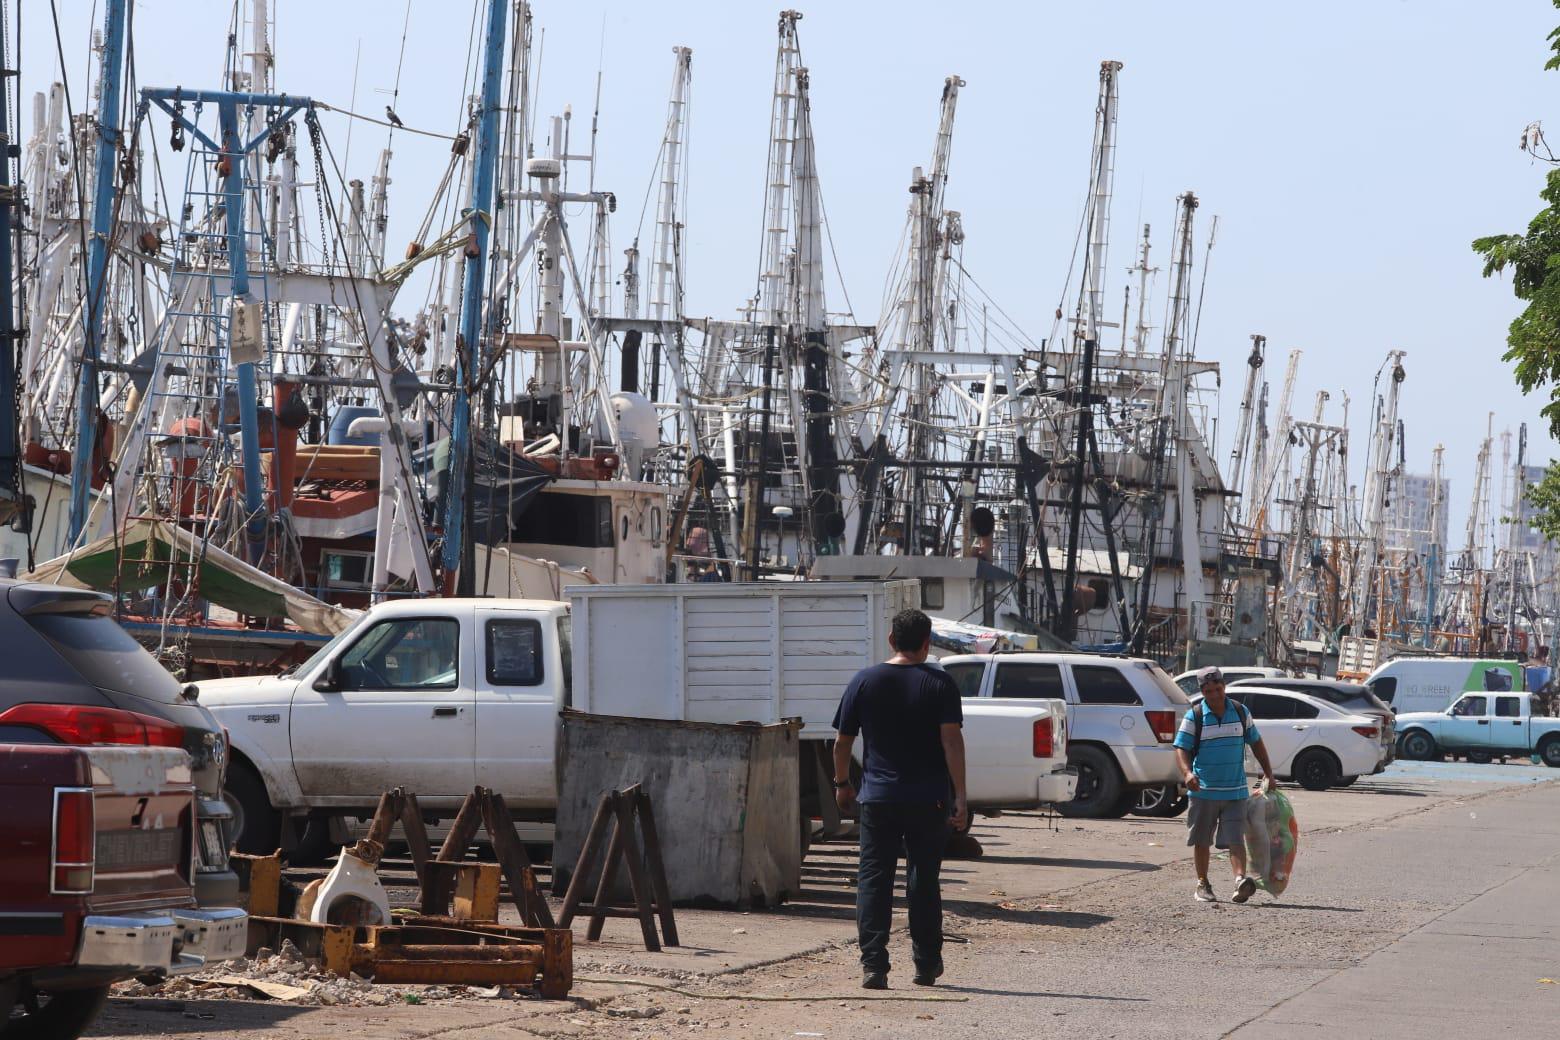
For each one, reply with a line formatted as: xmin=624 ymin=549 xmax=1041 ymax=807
xmin=0 ymin=743 xmax=246 ymax=1039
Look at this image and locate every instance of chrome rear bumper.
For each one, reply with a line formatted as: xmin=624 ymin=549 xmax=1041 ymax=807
xmin=77 ymin=907 xmax=246 ymax=976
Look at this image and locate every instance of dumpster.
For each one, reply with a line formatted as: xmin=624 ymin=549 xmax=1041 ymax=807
xmin=553 ymin=710 xmax=802 ymax=909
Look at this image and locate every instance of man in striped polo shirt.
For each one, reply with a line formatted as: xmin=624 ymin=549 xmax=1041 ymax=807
xmin=1173 ymin=667 xmax=1276 ymax=903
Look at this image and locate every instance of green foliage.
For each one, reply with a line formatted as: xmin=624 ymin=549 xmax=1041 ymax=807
xmin=1523 ymin=462 xmax=1560 ymax=544
xmin=1474 ymin=2 xmax=1560 ymax=438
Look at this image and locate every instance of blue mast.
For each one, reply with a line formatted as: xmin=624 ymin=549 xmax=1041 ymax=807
xmin=217 ymin=98 xmax=268 ymax=562
xmin=441 ymin=0 xmax=509 ymax=594
xmin=66 ymin=0 xmax=130 ymax=543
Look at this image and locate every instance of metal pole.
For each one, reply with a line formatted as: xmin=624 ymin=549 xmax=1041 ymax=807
xmin=0 ymin=4 xmax=20 ymax=520
xmin=442 ymin=0 xmax=510 ymax=594
xmin=1059 ymin=338 xmax=1095 ymax=641
xmin=221 ymin=99 xmax=269 ymax=562
xmin=67 ymin=0 xmax=130 ymax=543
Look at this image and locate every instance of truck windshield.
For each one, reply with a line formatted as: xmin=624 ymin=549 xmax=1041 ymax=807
xmin=26 ymin=611 xmax=181 ymax=701
xmin=284 ymin=611 xmax=371 ymax=678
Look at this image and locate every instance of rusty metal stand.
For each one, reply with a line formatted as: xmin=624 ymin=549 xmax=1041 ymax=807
xmin=557 ymin=784 xmax=678 ymax=951
xmin=422 ymin=787 xmax=554 ymax=928
xmin=362 ymin=786 xmax=433 ymax=887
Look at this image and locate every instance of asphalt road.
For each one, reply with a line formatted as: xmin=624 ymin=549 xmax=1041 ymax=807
xmin=86 ymin=761 xmax=1560 ymax=1039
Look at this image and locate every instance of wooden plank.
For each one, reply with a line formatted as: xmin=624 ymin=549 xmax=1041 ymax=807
xmin=783 ymin=625 xmax=868 ymax=641
xmin=685 ymin=614 xmax=773 ymax=631
xmin=778 ymin=595 xmax=869 ymax=612
xmin=686 ymin=659 xmax=782 ymax=675
xmin=784 ymin=655 xmax=869 ymax=673
xmin=685 ymin=670 xmax=775 ymax=686
xmin=780 ymin=639 xmax=873 ymax=656
xmin=678 ymin=700 xmax=783 ymax=723
xmin=684 ymin=598 xmax=776 ymax=614
xmin=779 ymin=609 xmax=873 ymax=627
xmin=686 ymin=639 xmax=773 ymax=656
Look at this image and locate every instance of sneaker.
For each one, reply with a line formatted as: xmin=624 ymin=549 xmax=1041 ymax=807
xmin=912 ymin=962 xmax=944 ymax=987
xmin=1195 ymin=879 xmax=1217 ymax=902
xmin=1232 ymin=875 xmax=1257 ymax=903
xmin=862 ymin=971 xmax=888 ymax=990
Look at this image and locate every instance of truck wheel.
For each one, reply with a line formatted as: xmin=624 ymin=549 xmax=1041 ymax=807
xmin=7 ymin=984 xmax=111 ymax=1040
xmin=1293 ymin=748 xmax=1342 ymax=791
xmin=1058 ymin=746 xmax=1125 ymax=818
xmin=1466 ymin=749 xmax=1493 ymax=765
xmin=1540 ymin=737 xmax=1560 ymax=768
xmin=1398 ymin=730 xmax=1437 ymax=761
xmin=1133 ymin=784 xmax=1188 ymax=818
xmin=224 ymin=761 xmax=280 ymax=856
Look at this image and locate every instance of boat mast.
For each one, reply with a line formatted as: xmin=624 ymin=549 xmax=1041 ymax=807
xmin=67 ymin=0 xmax=131 ymax=543
xmin=442 ymin=0 xmax=511 ymax=594
xmin=1227 ymin=333 xmax=1264 ymax=530
xmin=1059 ymin=60 xmax=1121 ymax=637
xmin=1162 ymin=191 xmax=1206 ymax=643
xmin=0 ymin=0 xmax=18 ymax=526
xmin=1355 ymin=351 xmax=1406 ymax=635
xmin=648 ymin=46 xmax=692 ymax=401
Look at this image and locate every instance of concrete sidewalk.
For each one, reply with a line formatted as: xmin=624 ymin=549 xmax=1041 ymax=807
xmin=1232 ymin=791 xmax=1560 ymax=1037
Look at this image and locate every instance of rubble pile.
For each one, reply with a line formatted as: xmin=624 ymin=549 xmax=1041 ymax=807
xmin=111 ymin=940 xmax=518 ymax=1007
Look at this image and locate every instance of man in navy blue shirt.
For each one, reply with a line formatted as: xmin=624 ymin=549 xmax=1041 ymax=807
xmin=832 ymin=609 xmax=966 ymax=990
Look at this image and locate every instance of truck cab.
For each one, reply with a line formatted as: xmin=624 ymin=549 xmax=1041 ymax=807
xmin=200 ymin=598 xmax=571 ymax=852
xmin=1396 ymin=691 xmax=1560 ymax=766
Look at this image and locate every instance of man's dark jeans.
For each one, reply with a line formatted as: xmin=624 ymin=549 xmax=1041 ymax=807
xmin=856 ymin=800 xmax=949 ymax=975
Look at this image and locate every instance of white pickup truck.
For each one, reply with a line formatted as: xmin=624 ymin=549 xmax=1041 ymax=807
xmin=1396 ymin=691 xmax=1560 ymax=766
xmin=201 ymin=582 xmax=1075 ymax=855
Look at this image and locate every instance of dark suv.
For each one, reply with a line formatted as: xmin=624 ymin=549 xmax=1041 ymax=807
xmin=0 ymin=580 xmax=238 ymax=906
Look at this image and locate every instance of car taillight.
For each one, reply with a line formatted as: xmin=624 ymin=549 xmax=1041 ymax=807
xmin=1352 ymin=725 xmax=1380 ymax=739
xmin=1033 ymin=717 xmax=1054 ymax=758
xmin=52 ymin=788 xmax=94 ymax=894
xmin=1146 ymin=710 xmax=1178 ymax=743
xmin=0 ymin=703 xmax=185 ymax=748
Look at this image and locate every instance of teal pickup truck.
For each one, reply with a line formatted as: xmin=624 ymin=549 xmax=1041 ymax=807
xmin=1396 ymin=691 xmax=1560 ymax=766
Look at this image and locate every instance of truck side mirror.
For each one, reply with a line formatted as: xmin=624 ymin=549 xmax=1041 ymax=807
xmin=315 ymin=658 xmax=344 ymax=693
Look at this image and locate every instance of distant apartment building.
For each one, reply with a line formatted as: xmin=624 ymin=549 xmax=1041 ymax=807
xmin=1389 ymin=472 xmax=1450 ymax=559
xmin=1512 ymin=463 xmax=1555 ymax=557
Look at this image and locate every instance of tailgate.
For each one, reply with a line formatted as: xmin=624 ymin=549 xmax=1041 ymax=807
xmin=83 ymin=747 xmax=195 ymax=909
xmin=964 ymin=700 xmax=1067 ymax=806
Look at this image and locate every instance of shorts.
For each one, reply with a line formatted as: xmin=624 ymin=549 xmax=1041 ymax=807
xmin=1186 ymin=797 xmax=1245 ymax=850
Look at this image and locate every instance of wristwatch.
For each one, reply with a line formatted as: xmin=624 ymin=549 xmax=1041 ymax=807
xmin=831 ymin=778 xmax=853 ymax=790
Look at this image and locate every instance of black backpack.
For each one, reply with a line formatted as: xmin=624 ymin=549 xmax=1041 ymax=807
xmin=1190 ymin=699 xmax=1250 ymax=757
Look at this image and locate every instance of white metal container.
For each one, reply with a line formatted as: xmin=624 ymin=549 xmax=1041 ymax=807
xmin=568 ymin=580 xmax=920 ymax=736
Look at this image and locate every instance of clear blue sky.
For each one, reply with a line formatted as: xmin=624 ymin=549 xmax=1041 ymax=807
xmin=39 ymin=0 xmax=1560 ymax=532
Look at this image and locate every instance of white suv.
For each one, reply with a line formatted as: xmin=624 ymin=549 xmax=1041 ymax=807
xmin=942 ymin=653 xmax=1191 ymax=818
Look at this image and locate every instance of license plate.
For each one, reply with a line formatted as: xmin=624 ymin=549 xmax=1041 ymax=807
xmin=97 ymin=829 xmax=184 ymax=871
xmin=199 ymin=820 xmax=228 ymax=868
